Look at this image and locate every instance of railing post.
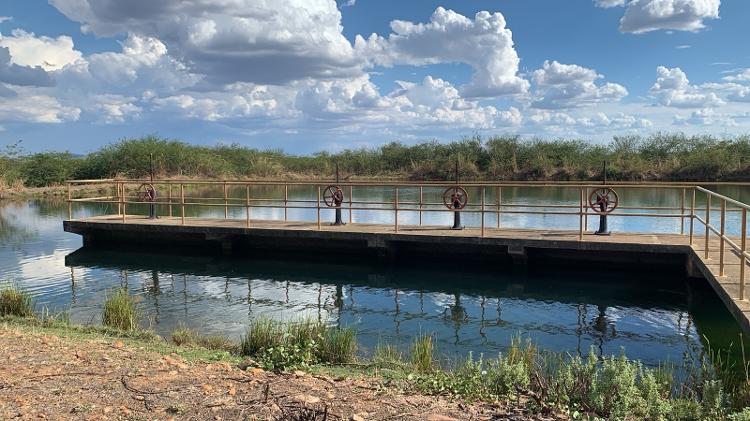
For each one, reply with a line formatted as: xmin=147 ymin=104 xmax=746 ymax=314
xmin=394 ymin=186 xmax=399 ymax=233
xmin=579 ymin=187 xmax=584 ymax=241
xmin=117 ymin=181 xmax=122 ymax=216
xmin=67 ymin=182 xmax=72 ymax=220
xmin=584 ymin=187 xmax=588 ymax=231
xmin=180 ymin=183 xmax=185 ymax=225
xmin=481 ymin=187 xmax=485 ymax=238
xmin=223 ymin=181 xmax=228 ymax=219
xmin=741 ymin=208 xmax=747 ymax=301
xmin=284 ymin=184 xmax=289 ymax=222
xmin=705 ymin=194 xmax=711 ymax=259
xmin=168 ymin=183 xmax=173 ymax=218
xmin=680 ymin=188 xmax=686 ymax=235
xmin=121 ymin=182 xmax=126 ymax=223
xmin=720 ymin=199 xmax=726 ymax=276
xmin=246 ymin=184 xmax=251 ymax=228
xmin=419 ymin=186 xmax=423 ymax=226
xmin=317 ymin=185 xmax=321 ymax=231
xmin=496 ymin=186 xmax=501 ymax=229
xmin=349 ymin=185 xmax=353 ymax=224
xmin=689 ymin=187 xmax=695 ymax=244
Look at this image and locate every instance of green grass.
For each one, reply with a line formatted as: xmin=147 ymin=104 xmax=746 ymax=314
xmin=102 ymin=288 xmax=139 ymax=331
xmin=170 ymin=326 xmax=237 ymax=353
xmin=319 ymin=327 xmax=357 ymax=364
xmin=0 ymin=283 xmax=34 ymax=317
xmin=240 ymin=316 xmax=283 ymax=357
xmin=411 ymin=333 xmax=434 ymax=373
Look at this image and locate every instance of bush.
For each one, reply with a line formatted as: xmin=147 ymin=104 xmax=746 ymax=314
xmin=102 ymin=288 xmax=139 ymax=331
xmin=20 ymin=152 xmax=80 ymax=187
xmin=0 ymin=284 xmax=33 ymax=317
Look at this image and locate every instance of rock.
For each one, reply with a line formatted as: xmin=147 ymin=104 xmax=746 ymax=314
xmin=291 ymin=394 xmax=320 ymax=405
xmin=293 ymin=370 xmax=306 ymax=378
xmin=246 ymin=367 xmax=264 ymax=376
xmin=133 ymin=395 xmax=145 ymax=401
xmin=426 ymin=415 xmax=460 ymax=421
xmin=351 ymin=413 xmax=367 ymax=421
xmin=228 ymin=386 xmax=236 ymax=396
xmin=113 ymin=340 xmax=124 ymax=348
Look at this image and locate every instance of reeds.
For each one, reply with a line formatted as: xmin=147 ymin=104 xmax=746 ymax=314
xmin=0 ymin=283 xmax=33 ymax=317
xmin=102 ymin=288 xmax=139 ymax=331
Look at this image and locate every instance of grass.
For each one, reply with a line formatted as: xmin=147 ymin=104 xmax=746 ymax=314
xmin=102 ymin=288 xmax=139 ymax=331
xmin=411 ymin=333 xmax=434 ymax=373
xmin=0 ymin=283 xmax=34 ymax=317
xmin=170 ymin=326 xmax=237 ymax=353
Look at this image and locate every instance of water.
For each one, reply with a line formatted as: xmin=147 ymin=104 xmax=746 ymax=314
xmin=1 ymin=185 xmax=749 ymax=368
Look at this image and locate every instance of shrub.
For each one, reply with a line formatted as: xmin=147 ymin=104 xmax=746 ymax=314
xmin=102 ymin=288 xmax=139 ymax=331
xmin=0 ymin=284 xmax=33 ymax=317
xmin=20 ymin=152 xmax=80 ymax=187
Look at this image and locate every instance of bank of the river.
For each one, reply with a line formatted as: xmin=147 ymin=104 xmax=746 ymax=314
xmin=0 ymin=318 xmax=552 ymax=421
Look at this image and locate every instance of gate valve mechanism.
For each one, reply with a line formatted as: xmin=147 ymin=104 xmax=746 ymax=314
xmin=588 ymin=187 xmax=619 ymax=235
xmin=137 ymin=183 xmax=157 ymax=219
xmin=443 ymin=186 xmax=468 ymax=230
xmin=323 ymin=185 xmax=345 ymax=225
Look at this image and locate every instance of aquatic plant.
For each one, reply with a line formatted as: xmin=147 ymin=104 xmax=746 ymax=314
xmin=102 ymin=288 xmax=139 ymax=331
xmin=0 ymin=283 xmax=34 ymax=317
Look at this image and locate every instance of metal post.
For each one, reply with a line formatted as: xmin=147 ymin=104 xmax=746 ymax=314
xmin=67 ymin=182 xmax=72 ymax=220
xmin=496 ymin=186 xmax=501 ymax=229
xmin=705 ymin=194 xmax=711 ymax=259
xmin=121 ymin=182 xmax=126 ymax=223
xmin=680 ymin=188 xmax=686 ymax=235
xmin=741 ymin=208 xmax=747 ymax=300
xmin=317 ymin=185 xmax=321 ymax=231
xmin=223 ymin=181 xmax=228 ymax=219
xmin=579 ymin=187 xmax=584 ymax=241
xmin=246 ymin=184 xmax=251 ymax=228
xmin=481 ymin=187 xmax=485 ymax=238
xmin=180 ymin=183 xmax=185 ymax=225
xmin=394 ymin=186 xmax=399 ymax=233
xmin=720 ymin=199 xmax=726 ymax=276
xmin=419 ymin=186 xmax=423 ymax=226
xmin=349 ymin=185 xmax=353 ymax=224
xmin=284 ymin=184 xmax=288 ymax=222
xmin=689 ymin=187 xmax=695 ymax=244
xmin=584 ymin=187 xmax=588 ymax=231
xmin=168 ymin=183 xmax=173 ymax=218
xmin=117 ymin=182 xmax=122 ymax=216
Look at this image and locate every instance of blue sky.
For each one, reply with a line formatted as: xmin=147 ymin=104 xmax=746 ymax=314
xmin=0 ymin=0 xmax=748 ymax=153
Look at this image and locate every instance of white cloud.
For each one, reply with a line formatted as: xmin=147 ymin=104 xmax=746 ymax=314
xmin=0 ymin=17 xmax=11 ymax=23
xmin=0 ymin=46 xmax=54 ymax=87
xmin=0 ymin=88 xmax=80 ymax=123
xmin=674 ymin=108 xmax=737 ymax=126
xmin=619 ymin=0 xmax=721 ymax=34
xmin=49 ymin=0 xmax=361 ymax=85
xmin=594 ymin=0 xmax=627 ymax=7
xmin=650 ymin=66 xmax=724 ymax=108
xmin=0 ymin=29 xmax=81 ymax=71
xmin=355 ymin=7 xmax=529 ymax=98
xmin=723 ymin=69 xmax=750 ymax=83
xmin=531 ymin=60 xmax=628 ymax=109
xmin=87 ymin=95 xmax=143 ymax=123
xmin=675 ymin=45 xmax=691 ymax=49
xmin=342 ymin=0 xmax=356 ymax=7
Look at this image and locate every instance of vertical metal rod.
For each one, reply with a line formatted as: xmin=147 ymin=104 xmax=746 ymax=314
xmin=481 ymin=187 xmax=485 ymax=238
xmin=394 ymin=186 xmax=399 ymax=233
xmin=67 ymin=182 xmax=72 ymax=220
xmin=284 ymin=184 xmax=289 ymax=222
xmin=168 ymin=184 xmax=173 ymax=218
xmin=180 ymin=183 xmax=185 ymax=225
xmin=121 ymin=182 xmax=126 ymax=223
xmin=496 ymin=186 xmax=501 ymax=229
xmin=720 ymin=199 xmax=726 ymax=276
xmin=419 ymin=186 xmax=423 ymax=226
xmin=680 ymin=188 xmax=686 ymax=235
xmin=349 ymin=185 xmax=353 ymax=224
xmin=689 ymin=187 xmax=695 ymax=244
xmin=741 ymin=208 xmax=747 ymax=300
xmin=317 ymin=185 xmax=321 ymax=231
xmin=705 ymin=194 xmax=711 ymax=259
xmin=117 ymin=182 xmax=122 ymax=216
xmin=579 ymin=187 xmax=584 ymax=241
xmin=246 ymin=184 xmax=251 ymax=228
xmin=223 ymin=181 xmax=228 ymax=219
xmin=584 ymin=187 xmax=588 ymax=231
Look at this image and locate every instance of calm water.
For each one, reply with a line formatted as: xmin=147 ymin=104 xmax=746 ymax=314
xmin=2 ymin=185 xmax=750 ymax=367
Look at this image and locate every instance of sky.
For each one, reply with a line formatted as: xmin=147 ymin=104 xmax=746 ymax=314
xmin=0 ymin=0 xmax=748 ymax=154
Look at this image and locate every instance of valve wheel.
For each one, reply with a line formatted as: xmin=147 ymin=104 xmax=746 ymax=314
xmin=323 ymin=185 xmax=344 ymax=208
xmin=588 ymin=187 xmax=618 ymax=215
xmin=443 ymin=186 xmax=468 ymax=210
xmin=136 ymin=183 xmax=156 ymax=203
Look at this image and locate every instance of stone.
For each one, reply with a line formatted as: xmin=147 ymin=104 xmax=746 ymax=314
xmin=426 ymin=415 xmax=460 ymax=421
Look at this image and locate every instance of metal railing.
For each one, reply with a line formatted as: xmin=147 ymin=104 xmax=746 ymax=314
xmin=66 ymin=179 xmax=750 ymax=298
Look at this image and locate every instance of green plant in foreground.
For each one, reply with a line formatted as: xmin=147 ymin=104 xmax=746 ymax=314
xmin=171 ymin=326 xmax=236 ymax=353
xmin=411 ymin=333 xmax=434 ymax=373
xmin=102 ymin=288 xmax=139 ymax=331
xmin=0 ymin=283 xmax=34 ymax=317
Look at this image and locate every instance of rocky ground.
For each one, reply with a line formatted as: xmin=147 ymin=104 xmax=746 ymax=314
xmin=0 ymin=324 xmax=562 ymax=420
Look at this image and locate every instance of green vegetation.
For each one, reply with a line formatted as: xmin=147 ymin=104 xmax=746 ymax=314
xmin=170 ymin=326 xmax=237 ymax=353
xmin=0 ymin=283 xmax=34 ymax=317
xmin=101 ymin=288 xmax=139 ymax=331
xmin=411 ymin=333 xmax=435 ymax=373
xmin=2 ymin=133 xmax=750 ymax=190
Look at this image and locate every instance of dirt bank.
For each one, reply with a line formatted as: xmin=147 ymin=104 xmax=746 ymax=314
xmin=0 ymin=323 xmax=558 ymax=420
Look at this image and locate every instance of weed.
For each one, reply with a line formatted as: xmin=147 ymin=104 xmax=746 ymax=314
xmin=0 ymin=283 xmax=33 ymax=317
xmin=411 ymin=333 xmax=434 ymax=373
xmin=102 ymin=288 xmax=139 ymax=331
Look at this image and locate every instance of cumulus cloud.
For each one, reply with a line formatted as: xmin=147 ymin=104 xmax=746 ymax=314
xmin=723 ymin=69 xmax=750 ymax=83
xmin=0 ymin=17 xmax=11 ymax=23
xmin=0 ymin=46 xmax=54 ymax=87
xmin=355 ymin=7 xmax=529 ymax=98
xmin=594 ymin=0 xmax=627 ymax=7
xmin=619 ymin=0 xmax=720 ymax=34
xmin=531 ymin=60 xmax=628 ymax=109
xmin=0 ymin=88 xmax=80 ymax=123
xmin=674 ymin=108 xmax=736 ymax=126
xmin=0 ymin=29 xmax=81 ymax=71
xmin=49 ymin=0 xmax=361 ymax=85
xmin=650 ymin=66 xmax=723 ymax=108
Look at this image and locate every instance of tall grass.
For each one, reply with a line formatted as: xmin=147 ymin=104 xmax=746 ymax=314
xmin=171 ymin=326 xmax=236 ymax=353
xmin=102 ymin=288 xmax=139 ymax=331
xmin=411 ymin=333 xmax=434 ymax=373
xmin=0 ymin=283 xmax=34 ymax=317
xmin=4 ymin=133 xmax=750 ymax=187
